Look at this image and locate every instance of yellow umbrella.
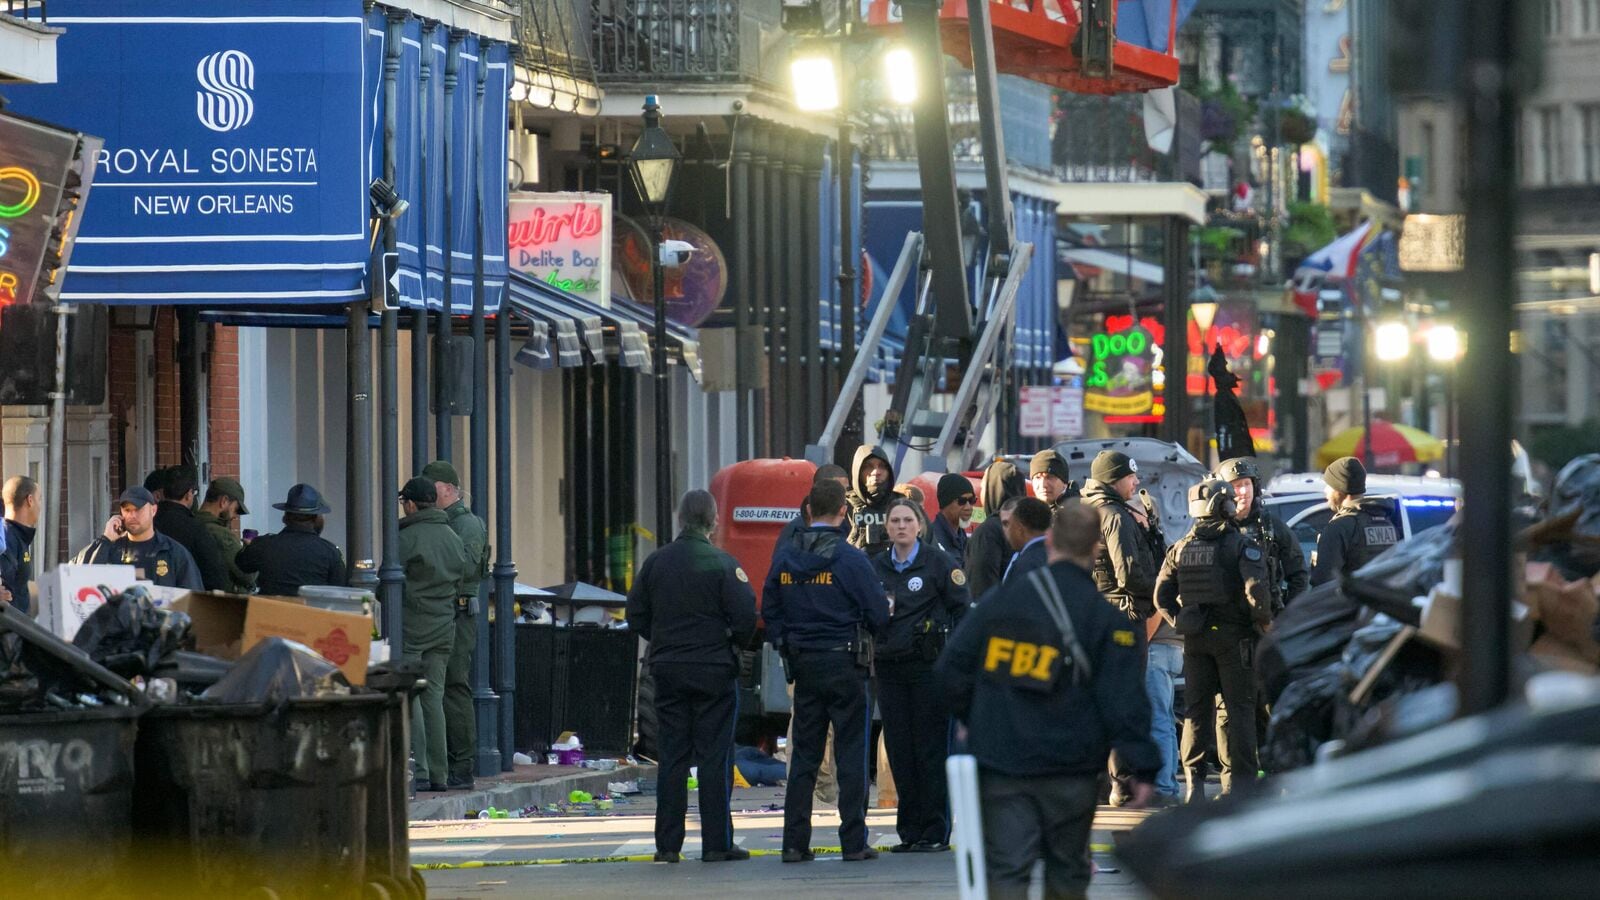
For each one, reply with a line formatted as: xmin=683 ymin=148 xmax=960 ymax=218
xmin=1315 ymin=419 xmax=1445 ymax=469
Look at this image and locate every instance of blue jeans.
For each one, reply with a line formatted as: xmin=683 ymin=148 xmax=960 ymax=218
xmin=1145 ymin=642 xmax=1183 ymax=797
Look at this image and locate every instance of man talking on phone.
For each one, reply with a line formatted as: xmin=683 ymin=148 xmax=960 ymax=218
xmin=73 ymin=487 xmax=203 ymax=590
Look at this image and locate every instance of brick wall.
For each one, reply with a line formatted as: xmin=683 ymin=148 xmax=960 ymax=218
xmin=154 ymin=308 xmax=181 ymax=465
xmin=107 ymin=319 xmax=139 ymax=492
xmin=209 ymin=325 xmax=241 ymax=481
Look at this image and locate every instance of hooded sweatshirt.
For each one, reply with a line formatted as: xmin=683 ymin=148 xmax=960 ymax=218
xmin=845 ymin=445 xmax=896 ymax=555
xmin=763 ymin=523 xmax=889 ymax=651
xmin=964 ymin=460 xmax=1027 ymax=599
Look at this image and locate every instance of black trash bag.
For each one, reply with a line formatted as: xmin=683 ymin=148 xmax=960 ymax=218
xmin=148 ymin=649 xmax=234 ymax=694
xmin=200 ymin=636 xmax=350 ymax=704
xmin=0 ymin=597 xmax=142 ymax=710
xmin=1340 ymin=682 xmax=1460 ymax=756
xmin=1535 ymin=453 xmax=1600 ymax=581
xmin=71 ymin=584 xmax=194 ymax=678
xmin=1260 ymin=665 xmax=1344 ymax=773
xmin=1256 ymin=581 xmax=1364 ymax=705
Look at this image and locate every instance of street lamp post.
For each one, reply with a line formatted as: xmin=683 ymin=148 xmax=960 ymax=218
xmin=629 ymin=96 xmax=680 ymax=547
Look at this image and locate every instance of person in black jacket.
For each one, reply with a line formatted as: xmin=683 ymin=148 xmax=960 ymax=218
xmin=1216 ymin=456 xmax=1308 ymax=610
xmin=845 ymin=445 xmax=896 ymax=554
xmin=73 ymin=487 xmax=204 ymax=590
xmin=929 ymin=473 xmax=975 ymax=565
xmin=765 ymin=478 xmax=890 ymax=863
xmin=872 ymin=498 xmax=970 ymax=853
xmin=236 ymin=484 xmax=348 ymax=594
xmin=1311 ymin=456 xmax=1398 ymax=585
xmin=966 ymin=459 xmax=1027 ymax=598
xmin=152 ymin=465 xmax=231 ymax=592
xmin=1081 ymin=451 xmax=1161 ymax=621
xmin=2 ymin=476 xmax=40 ymax=614
xmin=1001 ymin=497 xmax=1052 ymax=585
xmin=627 ymin=489 xmax=758 ymax=864
xmin=938 ymin=502 xmax=1158 ymax=898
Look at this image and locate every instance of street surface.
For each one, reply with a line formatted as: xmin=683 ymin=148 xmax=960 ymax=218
xmin=415 ymin=786 xmax=1154 ymax=898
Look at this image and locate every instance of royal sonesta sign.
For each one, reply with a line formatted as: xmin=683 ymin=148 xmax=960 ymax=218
xmin=0 ymin=0 xmax=372 ymax=305
xmin=508 ymin=192 xmax=612 ymax=308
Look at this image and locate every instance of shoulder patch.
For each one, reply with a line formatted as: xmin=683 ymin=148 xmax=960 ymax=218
xmin=951 ymin=568 xmax=966 ymax=586
xmin=1112 ymin=629 xmax=1136 ymax=647
xmin=1244 ymin=547 xmax=1263 ymax=562
xmin=734 ymin=567 xmax=749 ymax=583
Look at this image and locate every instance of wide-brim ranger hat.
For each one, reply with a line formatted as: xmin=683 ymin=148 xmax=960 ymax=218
xmin=272 ymin=483 xmax=333 ymax=515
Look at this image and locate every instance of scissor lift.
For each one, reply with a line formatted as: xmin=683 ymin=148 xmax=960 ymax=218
xmin=808 ymin=0 xmax=1182 ymax=474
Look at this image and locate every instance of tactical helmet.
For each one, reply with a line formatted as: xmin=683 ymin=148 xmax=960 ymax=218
xmin=1187 ymin=478 xmax=1237 ymax=520
xmin=1214 ymin=456 xmax=1260 ymax=484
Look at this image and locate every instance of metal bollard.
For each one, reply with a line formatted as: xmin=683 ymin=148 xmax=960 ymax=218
xmin=946 ymin=753 xmax=988 ymax=900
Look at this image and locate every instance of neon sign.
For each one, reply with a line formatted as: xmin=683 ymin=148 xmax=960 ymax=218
xmin=1083 ymin=315 xmax=1165 ymax=417
xmin=0 ymin=166 xmax=42 ymax=218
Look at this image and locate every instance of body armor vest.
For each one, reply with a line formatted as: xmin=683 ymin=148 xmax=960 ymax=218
xmin=1336 ymin=505 xmax=1399 ymax=572
xmin=1175 ymin=534 xmax=1229 ymax=608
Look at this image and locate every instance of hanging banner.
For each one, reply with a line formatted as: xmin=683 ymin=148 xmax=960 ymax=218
xmin=0 ymin=0 xmax=373 ymax=305
xmin=508 ymin=192 xmax=611 ymax=308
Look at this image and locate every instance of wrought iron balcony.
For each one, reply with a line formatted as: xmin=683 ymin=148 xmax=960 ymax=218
xmin=591 ymin=0 xmax=766 ymax=84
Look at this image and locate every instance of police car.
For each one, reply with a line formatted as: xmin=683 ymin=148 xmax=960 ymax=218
xmin=1260 ymin=473 xmax=1462 ymax=566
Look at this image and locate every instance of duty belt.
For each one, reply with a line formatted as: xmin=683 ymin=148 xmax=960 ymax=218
xmin=455 ymin=595 xmax=478 ymax=615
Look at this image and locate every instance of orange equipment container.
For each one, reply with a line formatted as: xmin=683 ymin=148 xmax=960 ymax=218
xmin=709 ymin=458 xmax=817 ymax=612
xmin=863 ymin=0 xmax=1180 ymax=95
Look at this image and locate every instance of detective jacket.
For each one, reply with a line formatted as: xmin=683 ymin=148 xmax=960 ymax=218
xmin=154 ymin=501 xmax=231 ymax=592
xmin=870 ymin=540 xmax=971 ymax=663
xmin=236 ymin=523 xmax=347 ymax=596
xmin=930 ymin=513 xmax=969 ymax=566
xmin=444 ymin=500 xmax=489 ymax=599
xmin=1153 ymin=518 xmax=1274 ymax=631
xmin=194 ymin=510 xmax=256 ymax=594
xmin=1311 ymin=499 xmax=1399 ymax=586
xmin=1 ymin=519 xmax=35 ymax=614
xmin=1082 ymin=480 xmax=1161 ymax=621
xmin=397 ymin=508 xmax=470 ymax=645
xmin=844 ymin=445 xmax=896 ymax=555
xmin=764 ymin=523 xmax=889 ymax=651
xmin=935 ymin=559 xmax=1161 ymax=780
xmin=73 ymin=533 xmax=203 ymax=590
xmin=627 ymin=531 xmax=758 ymax=667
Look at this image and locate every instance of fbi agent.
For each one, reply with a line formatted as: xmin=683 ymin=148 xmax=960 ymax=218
xmin=765 ymin=478 xmax=890 ymax=863
xmin=937 ymin=503 xmax=1159 ymax=898
xmin=1153 ymin=479 xmax=1273 ymax=800
xmin=872 ymin=498 xmax=971 ymax=853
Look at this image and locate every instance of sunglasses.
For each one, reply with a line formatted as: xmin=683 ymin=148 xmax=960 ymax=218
xmin=957 ymin=496 xmax=976 ymax=505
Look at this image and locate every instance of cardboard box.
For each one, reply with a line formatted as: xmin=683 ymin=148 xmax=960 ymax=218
xmin=38 ymin=564 xmax=139 ymax=640
xmin=172 ymin=592 xmax=371 ymax=685
xmin=1417 ymin=586 xmax=1534 ymax=652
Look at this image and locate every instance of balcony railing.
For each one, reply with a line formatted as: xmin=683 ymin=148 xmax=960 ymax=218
xmin=519 ymin=0 xmax=598 ymax=90
xmin=591 ymin=0 xmax=763 ymax=83
xmin=4 ymin=0 xmax=47 ymax=23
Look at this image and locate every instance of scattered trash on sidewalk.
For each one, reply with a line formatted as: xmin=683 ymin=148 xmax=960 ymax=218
xmin=608 ymin=780 xmax=641 ymax=794
xmin=513 ymin=752 xmax=536 ymax=765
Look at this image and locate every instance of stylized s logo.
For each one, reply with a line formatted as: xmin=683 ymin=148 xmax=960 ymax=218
xmin=196 ymin=50 xmax=256 ymax=133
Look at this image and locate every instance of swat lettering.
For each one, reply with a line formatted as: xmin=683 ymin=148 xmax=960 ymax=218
xmin=982 ymin=636 xmax=1060 ymax=682
xmin=779 ymin=571 xmax=834 ymax=585
xmin=1364 ymin=524 xmax=1398 ymax=545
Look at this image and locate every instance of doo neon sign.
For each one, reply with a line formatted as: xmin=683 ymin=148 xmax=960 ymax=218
xmin=0 ymin=166 xmax=42 ymax=219
xmin=1085 ymin=328 xmax=1151 ymax=387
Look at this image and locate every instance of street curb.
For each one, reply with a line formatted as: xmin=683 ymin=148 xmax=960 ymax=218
xmin=408 ymin=765 xmax=656 ymax=821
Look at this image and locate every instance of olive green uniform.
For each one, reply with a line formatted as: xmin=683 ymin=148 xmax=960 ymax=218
xmin=443 ymin=500 xmax=489 ymax=783
xmin=195 ymin=509 xmax=256 ymax=594
xmin=399 ymin=507 xmax=471 ymax=786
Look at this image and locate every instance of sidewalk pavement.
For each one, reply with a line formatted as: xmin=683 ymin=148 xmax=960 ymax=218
xmin=409 ymin=763 xmax=658 ymax=821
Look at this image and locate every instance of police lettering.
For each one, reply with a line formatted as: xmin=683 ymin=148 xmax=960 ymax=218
xmin=982 ymin=637 xmax=1059 ymax=682
xmin=1179 ymin=543 xmax=1216 ymax=566
xmin=778 ymin=571 xmax=834 ymax=585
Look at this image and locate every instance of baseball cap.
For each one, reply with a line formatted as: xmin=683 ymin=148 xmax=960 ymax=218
xmin=400 ymin=477 xmax=437 ymax=504
xmin=420 ymin=460 xmax=460 ymax=487
xmin=116 ymin=486 xmax=157 ymax=508
xmin=209 ymin=477 xmax=250 ymax=515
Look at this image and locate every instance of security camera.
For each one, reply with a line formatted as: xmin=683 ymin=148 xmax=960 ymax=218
xmin=658 ymin=240 xmax=696 ymax=267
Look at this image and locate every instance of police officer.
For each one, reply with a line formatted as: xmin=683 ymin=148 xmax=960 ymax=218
xmin=1311 ymin=456 xmax=1398 ymax=586
xmin=397 ymin=476 xmax=470 ymax=792
xmin=930 ymin=473 xmax=974 ymax=565
xmin=1215 ymin=457 xmax=1307 ymax=610
xmin=420 ymin=461 xmax=489 ymax=792
xmin=195 ymin=478 xmax=256 ymax=593
xmin=937 ymin=502 xmax=1159 ymax=898
xmin=1154 ymin=479 xmax=1273 ymax=800
xmin=1029 ymin=449 xmax=1078 ymax=508
xmin=2 ymin=476 xmax=41 ymax=613
xmin=845 ymin=444 xmax=896 ymax=554
xmin=1082 ymin=451 xmax=1162 ymax=622
xmin=627 ymin=490 xmax=758 ymax=863
xmin=73 ymin=487 xmax=204 ymax=590
xmin=236 ymin=484 xmax=348 ymax=595
xmin=765 ymin=478 xmax=889 ymax=863
xmin=872 ymin=498 xmax=970 ymax=853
